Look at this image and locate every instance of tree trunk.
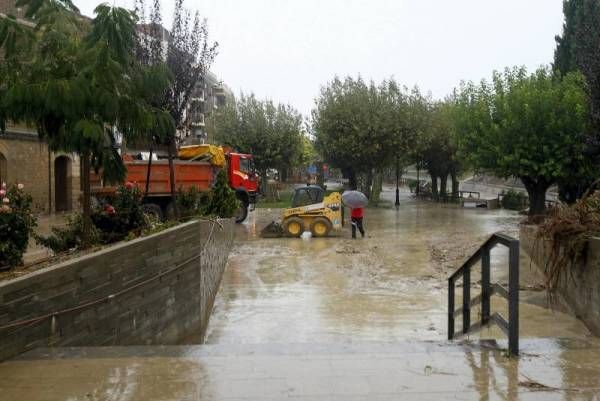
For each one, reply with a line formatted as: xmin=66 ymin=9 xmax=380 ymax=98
xmin=167 ymin=138 xmax=179 ymax=219
xmin=371 ymin=169 xmax=384 ymax=206
xmin=345 ymin=168 xmax=357 ymax=190
xmin=81 ymin=151 xmax=92 ymax=246
xmin=364 ymin=169 xmax=373 ymax=199
xmin=451 ymin=171 xmax=460 ymax=197
xmin=430 ymin=173 xmax=438 ymax=199
xmin=144 ymin=144 xmax=154 ymax=200
xmin=521 ymin=176 xmax=550 ymax=216
xmin=280 ymin=167 xmax=288 ymax=183
xmin=260 ymin=168 xmax=268 ymax=194
xmin=439 ymin=173 xmax=448 ymax=200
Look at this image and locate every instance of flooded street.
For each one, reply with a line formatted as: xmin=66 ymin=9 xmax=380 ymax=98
xmin=206 ymin=188 xmax=591 ymax=345
xmin=2 ymin=188 xmax=600 ymax=401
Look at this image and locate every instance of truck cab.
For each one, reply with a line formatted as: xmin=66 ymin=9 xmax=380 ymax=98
xmin=227 ymin=152 xmax=260 ymax=222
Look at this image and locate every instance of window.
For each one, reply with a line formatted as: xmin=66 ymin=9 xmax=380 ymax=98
xmin=239 ymin=158 xmax=251 ymax=174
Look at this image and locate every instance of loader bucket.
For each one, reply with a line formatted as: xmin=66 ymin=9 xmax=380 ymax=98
xmin=260 ymin=221 xmax=285 ymax=238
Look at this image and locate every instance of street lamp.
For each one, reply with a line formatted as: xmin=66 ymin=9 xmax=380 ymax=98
xmin=395 ymin=154 xmax=400 ymax=207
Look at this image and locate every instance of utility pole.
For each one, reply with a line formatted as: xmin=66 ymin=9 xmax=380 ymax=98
xmin=395 ymin=154 xmax=400 ymax=207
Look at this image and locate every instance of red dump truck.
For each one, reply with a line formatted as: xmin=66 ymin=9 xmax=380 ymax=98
xmin=91 ymin=145 xmax=259 ymax=223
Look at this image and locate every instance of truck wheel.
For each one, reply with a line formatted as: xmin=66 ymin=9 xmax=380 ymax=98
xmin=283 ymin=217 xmax=304 ymax=237
xmin=143 ymin=203 xmax=164 ymax=223
xmin=310 ymin=217 xmax=332 ymax=237
xmin=165 ymin=202 xmax=177 ymax=220
xmin=235 ymin=202 xmax=249 ymax=223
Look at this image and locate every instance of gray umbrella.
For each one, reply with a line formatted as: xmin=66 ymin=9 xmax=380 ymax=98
xmin=341 ymin=190 xmax=368 ymax=208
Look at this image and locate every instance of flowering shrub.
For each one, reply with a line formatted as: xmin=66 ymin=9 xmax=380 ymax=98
xmin=0 ymin=183 xmax=37 ymax=269
xmin=37 ymin=183 xmax=147 ymax=254
xmin=91 ymin=182 xmax=146 ymax=243
xmin=35 ymin=214 xmax=100 ymax=254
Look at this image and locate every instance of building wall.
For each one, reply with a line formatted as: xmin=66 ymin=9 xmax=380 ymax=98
xmin=0 ymin=130 xmax=81 ymax=213
xmin=0 ymin=218 xmax=235 ymax=361
xmin=0 ymin=0 xmax=25 ymax=17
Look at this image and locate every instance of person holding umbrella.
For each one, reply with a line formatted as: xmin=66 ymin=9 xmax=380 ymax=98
xmin=350 ymin=206 xmax=365 ymax=238
xmin=341 ymin=190 xmax=368 ymax=239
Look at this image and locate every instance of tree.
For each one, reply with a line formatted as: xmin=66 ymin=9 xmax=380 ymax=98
xmin=0 ymin=0 xmax=173 ymax=242
xmin=211 ymin=93 xmax=304 ymax=191
xmin=410 ymin=96 xmax=463 ymax=200
xmin=135 ymin=0 xmax=218 ymax=216
xmin=455 ymin=67 xmax=590 ymax=215
xmin=312 ymin=76 xmax=412 ymax=198
xmin=553 ymin=0 xmax=600 ymax=202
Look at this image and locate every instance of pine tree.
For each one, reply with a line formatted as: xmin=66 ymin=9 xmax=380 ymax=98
xmin=553 ymin=0 xmax=600 ymax=202
xmin=204 ymin=170 xmax=239 ymax=218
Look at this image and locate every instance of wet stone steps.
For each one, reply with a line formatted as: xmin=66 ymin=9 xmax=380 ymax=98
xmin=1 ymin=338 xmax=600 ymax=400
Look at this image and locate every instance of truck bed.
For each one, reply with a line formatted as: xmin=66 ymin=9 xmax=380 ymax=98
xmin=92 ymin=159 xmax=218 ymax=197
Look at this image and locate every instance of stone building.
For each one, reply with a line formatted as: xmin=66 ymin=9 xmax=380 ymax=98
xmin=0 ymin=125 xmax=81 ymax=213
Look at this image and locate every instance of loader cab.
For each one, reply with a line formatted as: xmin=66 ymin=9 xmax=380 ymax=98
xmin=292 ymin=185 xmax=325 ymax=208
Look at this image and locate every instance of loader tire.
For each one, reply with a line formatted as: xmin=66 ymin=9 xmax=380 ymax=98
xmin=310 ymin=217 xmax=332 ymax=237
xmin=283 ymin=217 xmax=305 ymax=237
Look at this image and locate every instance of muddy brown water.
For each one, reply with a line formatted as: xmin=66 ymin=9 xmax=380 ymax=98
xmin=205 ymin=189 xmax=591 ymax=345
xmin=2 ymin=189 xmax=600 ymax=401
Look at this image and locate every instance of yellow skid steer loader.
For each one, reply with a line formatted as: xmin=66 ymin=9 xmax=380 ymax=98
xmin=261 ymin=185 xmax=343 ymax=238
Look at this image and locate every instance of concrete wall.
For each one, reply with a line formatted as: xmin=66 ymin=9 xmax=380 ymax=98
xmin=521 ymin=225 xmax=600 ymax=335
xmin=0 ymin=218 xmax=234 ymax=361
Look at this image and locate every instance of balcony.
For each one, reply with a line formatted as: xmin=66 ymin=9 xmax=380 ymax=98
xmin=190 ymin=113 xmax=205 ymax=127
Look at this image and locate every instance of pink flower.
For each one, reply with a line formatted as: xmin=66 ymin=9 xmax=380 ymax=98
xmin=0 ymin=190 xmax=5 ymax=197
xmin=17 ymin=183 xmax=24 ymax=190
xmin=104 ymin=204 xmax=116 ymax=215
xmin=125 ymin=182 xmax=135 ymax=190
xmin=2 ymin=197 xmax=9 ymax=204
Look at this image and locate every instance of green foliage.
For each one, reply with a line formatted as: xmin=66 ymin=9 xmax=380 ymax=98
xmin=500 ymin=190 xmax=528 ymax=211
xmin=212 ymin=94 xmax=305 ymax=177
xmin=91 ymin=184 xmax=147 ymax=243
xmin=35 ymin=214 xmax=99 ymax=254
xmin=553 ymin=0 xmax=600 ymax=201
xmin=0 ymin=0 xmax=175 ymax=224
xmin=312 ymin=77 xmax=416 ymax=192
xmin=410 ymin=94 xmax=463 ymax=198
xmin=454 ymin=67 xmax=590 ymax=214
xmin=204 ymin=170 xmax=239 ymax=218
xmin=36 ymin=184 xmax=147 ymax=252
xmin=176 ymin=185 xmax=211 ymax=219
xmin=0 ymin=183 xmax=37 ymax=269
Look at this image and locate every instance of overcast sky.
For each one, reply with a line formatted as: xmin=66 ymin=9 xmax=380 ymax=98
xmin=75 ymin=0 xmax=565 ymax=117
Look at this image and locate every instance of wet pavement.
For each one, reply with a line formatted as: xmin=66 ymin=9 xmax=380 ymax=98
xmin=205 ymin=188 xmax=590 ymax=344
xmin=1 ymin=187 xmax=599 ymax=400
xmin=2 ymin=339 xmax=600 ymax=400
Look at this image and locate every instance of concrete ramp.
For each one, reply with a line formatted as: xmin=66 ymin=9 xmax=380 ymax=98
xmin=2 ymin=339 xmax=600 ymax=400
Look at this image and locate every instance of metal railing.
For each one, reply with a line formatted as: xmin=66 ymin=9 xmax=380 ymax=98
xmin=448 ymin=233 xmax=520 ymax=356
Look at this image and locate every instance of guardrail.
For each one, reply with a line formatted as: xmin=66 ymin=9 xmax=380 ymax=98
xmin=448 ymin=233 xmax=520 ymax=356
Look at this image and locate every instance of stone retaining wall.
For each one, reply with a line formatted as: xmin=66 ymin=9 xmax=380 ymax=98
xmin=0 ymin=219 xmax=234 ymax=361
xmin=520 ymin=225 xmax=600 ymax=335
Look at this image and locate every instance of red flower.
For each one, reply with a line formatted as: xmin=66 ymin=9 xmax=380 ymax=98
xmin=125 ymin=182 xmax=135 ymax=190
xmin=104 ymin=204 xmax=116 ymax=215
